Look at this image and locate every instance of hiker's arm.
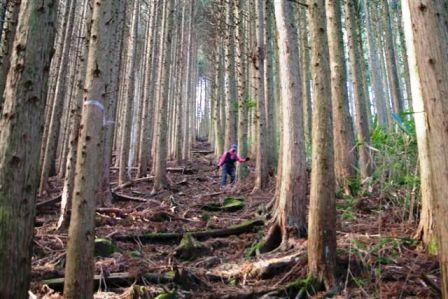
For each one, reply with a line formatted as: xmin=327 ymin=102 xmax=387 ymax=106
xmin=217 ymin=153 xmax=226 ymax=167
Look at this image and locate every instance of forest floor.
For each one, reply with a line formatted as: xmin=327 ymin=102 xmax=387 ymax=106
xmin=31 ymin=142 xmax=441 ymax=298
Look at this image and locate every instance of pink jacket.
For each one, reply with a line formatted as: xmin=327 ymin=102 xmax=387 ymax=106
xmin=218 ymin=151 xmax=246 ymax=167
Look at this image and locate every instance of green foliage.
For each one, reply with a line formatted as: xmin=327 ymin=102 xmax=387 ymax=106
xmin=287 ymin=274 xmax=320 ymax=297
xmin=369 ymin=114 xmax=419 ymax=218
xmin=154 ymin=291 xmax=177 ymax=299
xmin=336 ymin=195 xmax=358 ymax=220
xmin=94 ymin=238 xmax=118 ymax=257
xmin=246 ymin=97 xmax=257 ymax=110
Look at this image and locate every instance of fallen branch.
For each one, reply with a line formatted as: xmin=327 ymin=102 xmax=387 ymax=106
xmin=113 ymin=219 xmax=264 ymax=243
xmin=112 ymin=192 xmax=160 ymax=204
xmin=36 ymin=194 xmax=62 ymax=209
xmin=111 ymin=176 xmax=153 ymax=192
xmin=191 ymin=150 xmax=214 ymax=155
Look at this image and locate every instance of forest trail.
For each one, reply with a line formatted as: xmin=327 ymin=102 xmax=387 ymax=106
xmin=31 ymin=142 xmax=439 ymax=298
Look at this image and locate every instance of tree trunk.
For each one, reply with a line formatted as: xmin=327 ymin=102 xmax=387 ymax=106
xmin=345 ymin=0 xmax=373 ymax=180
xmin=307 ymin=0 xmax=336 ymax=288
xmin=153 ymin=0 xmax=176 ymax=192
xmin=0 ymin=0 xmax=20 ymax=109
xmin=382 ymin=0 xmax=403 ymax=115
xmin=253 ymin=0 xmax=268 ymax=192
xmin=118 ymin=0 xmax=139 ymax=185
xmin=401 ymin=1 xmax=448 ymax=294
xmin=0 ymin=1 xmax=56 ymax=298
xmin=263 ymin=0 xmax=307 ymax=251
xmin=57 ymin=0 xmax=91 ymax=230
xmin=327 ymin=0 xmax=356 ymax=194
xmin=363 ymin=0 xmax=389 ymax=127
xmin=63 ymin=0 xmax=119 ymax=297
xmin=39 ymin=0 xmax=77 ymax=195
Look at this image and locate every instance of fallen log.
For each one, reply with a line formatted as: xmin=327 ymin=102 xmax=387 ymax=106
xmin=210 ymin=251 xmax=305 ymax=280
xmin=36 ymin=194 xmax=62 ymax=209
xmin=167 ymin=167 xmax=197 ymax=174
xmin=111 ymin=176 xmax=154 ymax=192
xmin=112 ymin=192 xmax=160 ymax=204
xmin=43 ymin=272 xmax=173 ymax=292
xmin=113 ymin=219 xmax=264 ymax=243
xmin=191 ymin=150 xmax=214 ymax=155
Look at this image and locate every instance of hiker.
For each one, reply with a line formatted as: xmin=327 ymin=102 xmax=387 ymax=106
xmin=217 ymin=144 xmax=249 ymax=187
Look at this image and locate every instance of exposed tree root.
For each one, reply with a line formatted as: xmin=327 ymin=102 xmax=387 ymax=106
xmin=260 ymin=222 xmax=283 ymax=253
xmin=113 ymin=219 xmax=264 ymax=243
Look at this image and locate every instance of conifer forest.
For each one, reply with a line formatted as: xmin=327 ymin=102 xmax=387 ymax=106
xmin=0 ymin=0 xmax=448 ymax=298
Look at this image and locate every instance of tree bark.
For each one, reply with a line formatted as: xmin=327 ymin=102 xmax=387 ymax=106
xmin=0 ymin=1 xmax=56 ymax=297
xmin=345 ymin=0 xmax=373 ymax=180
xmin=401 ymin=1 xmax=448 ymax=294
xmin=327 ymin=0 xmax=356 ymax=194
xmin=63 ymin=0 xmax=119 ymax=297
xmin=307 ymin=0 xmax=336 ymax=288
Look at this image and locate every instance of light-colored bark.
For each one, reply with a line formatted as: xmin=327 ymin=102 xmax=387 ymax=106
xmin=39 ymin=0 xmax=77 ymax=195
xmin=58 ymin=0 xmax=91 ymax=230
xmin=307 ymin=0 xmax=336 ymax=288
xmin=382 ymin=0 xmax=403 ymax=115
xmin=262 ymin=0 xmax=307 ymax=252
xmin=0 ymin=0 xmax=20 ymax=108
xmin=253 ymin=0 xmax=268 ymax=192
xmin=118 ymin=0 xmax=139 ymax=185
xmin=327 ymin=0 xmax=356 ymax=194
xmin=402 ymin=1 xmax=448 ymax=294
xmin=63 ymin=0 xmax=118 ymax=297
xmin=363 ymin=0 xmax=389 ymax=127
xmin=345 ymin=0 xmax=373 ymax=180
xmin=153 ymin=0 xmax=176 ymax=192
xmin=0 ymin=1 xmax=56 ymax=297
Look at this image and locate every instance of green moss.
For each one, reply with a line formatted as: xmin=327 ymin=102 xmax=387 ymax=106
xmin=94 ymin=238 xmax=118 ymax=257
xmin=128 ymin=250 xmax=141 ymax=258
xmin=154 ymin=291 xmax=177 ymax=299
xmin=175 ymin=233 xmax=210 ymax=261
xmin=222 ymin=198 xmax=245 ymax=212
xmin=201 ymin=198 xmax=245 ymax=212
xmin=428 ymin=237 xmax=438 ymax=256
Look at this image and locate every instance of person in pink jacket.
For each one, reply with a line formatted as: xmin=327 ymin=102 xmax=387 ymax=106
xmin=217 ymin=144 xmax=249 ymax=187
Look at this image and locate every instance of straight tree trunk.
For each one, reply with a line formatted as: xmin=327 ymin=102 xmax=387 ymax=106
xmin=0 ymin=1 xmax=56 ymax=297
xmin=57 ymin=0 xmax=91 ymax=230
xmin=382 ymin=0 xmax=403 ymax=115
xmin=307 ymin=0 xmax=336 ymax=288
xmin=0 ymin=0 xmax=21 ymax=109
xmin=39 ymin=0 xmax=77 ymax=195
xmin=63 ymin=0 xmax=118 ymax=297
xmin=401 ymin=1 xmax=448 ymax=294
xmin=253 ymin=0 xmax=268 ymax=192
xmin=118 ymin=0 xmax=139 ymax=185
xmin=327 ymin=0 xmax=356 ymax=194
xmin=345 ymin=0 xmax=373 ymax=180
xmin=153 ymin=0 xmax=176 ymax=192
xmin=264 ymin=0 xmax=307 ymax=250
xmin=400 ymin=0 xmax=434 ymax=251
xmin=363 ymin=0 xmax=389 ymax=127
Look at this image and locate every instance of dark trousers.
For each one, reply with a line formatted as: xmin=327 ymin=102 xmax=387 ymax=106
xmin=221 ymin=164 xmax=236 ymax=187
